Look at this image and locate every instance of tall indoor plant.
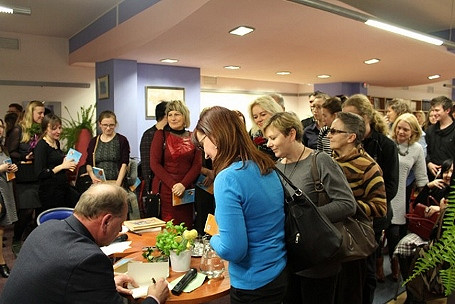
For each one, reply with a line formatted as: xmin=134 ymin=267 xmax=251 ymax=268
xmin=61 ymin=105 xmax=95 ymax=152
xmin=405 ymin=188 xmax=455 ymax=296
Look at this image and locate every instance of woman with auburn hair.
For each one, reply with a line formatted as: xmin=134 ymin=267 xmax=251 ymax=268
xmin=386 ymin=113 xmax=428 ymax=281
xmin=9 ymin=100 xmax=45 ymax=256
xmin=263 ymin=112 xmax=356 ymax=304
xmin=248 ymin=95 xmax=283 ymax=160
xmin=342 ymin=94 xmax=399 ymax=292
xmin=34 ymin=114 xmax=80 ymax=210
xmin=193 ymin=106 xmax=287 ymax=303
xmin=150 ymin=100 xmax=201 ymax=228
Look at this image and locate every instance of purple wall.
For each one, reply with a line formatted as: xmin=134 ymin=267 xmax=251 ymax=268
xmin=95 ymin=60 xmax=200 ymax=157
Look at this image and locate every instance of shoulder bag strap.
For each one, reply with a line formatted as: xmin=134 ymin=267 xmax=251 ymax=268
xmin=274 ymin=167 xmax=303 ymax=199
xmin=93 ymin=135 xmax=100 ymax=167
xmin=310 ymin=151 xmax=331 ymax=207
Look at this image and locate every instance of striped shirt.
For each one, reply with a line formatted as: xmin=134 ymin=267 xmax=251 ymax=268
xmin=333 ymin=147 xmax=387 ymax=218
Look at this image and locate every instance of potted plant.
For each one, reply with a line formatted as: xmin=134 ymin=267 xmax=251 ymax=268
xmin=61 ymin=105 xmax=95 ymax=152
xmin=153 ymin=220 xmax=198 ymax=272
xmin=404 ymin=191 xmax=455 ymax=297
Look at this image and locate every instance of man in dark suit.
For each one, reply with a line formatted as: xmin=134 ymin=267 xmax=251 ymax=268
xmin=0 ymin=184 xmax=169 ymax=304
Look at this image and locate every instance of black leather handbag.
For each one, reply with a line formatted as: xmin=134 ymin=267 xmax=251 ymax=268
xmin=275 ymin=167 xmax=343 ymax=272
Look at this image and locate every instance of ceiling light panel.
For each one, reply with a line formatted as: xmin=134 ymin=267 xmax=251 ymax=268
xmin=224 ymin=65 xmax=240 ymax=70
xmin=317 ymin=74 xmax=331 ymax=79
xmin=229 ymin=26 xmax=254 ymax=36
xmin=276 ymin=71 xmax=291 ymax=75
xmin=160 ymin=58 xmax=178 ymax=63
xmin=364 ymin=58 xmax=380 ymax=65
xmin=428 ymin=74 xmax=440 ymax=80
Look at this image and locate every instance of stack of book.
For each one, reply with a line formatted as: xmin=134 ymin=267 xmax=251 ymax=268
xmin=123 ymin=217 xmax=166 ymax=232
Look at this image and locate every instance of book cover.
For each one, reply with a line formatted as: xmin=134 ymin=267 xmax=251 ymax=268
xmin=66 ymin=148 xmax=82 ymax=163
xmin=3 ymin=158 xmax=15 ymax=181
xmin=204 ymin=213 xmax=219 ymax=236
xmin=195 ymin=174 xmax=214 ymax=194
xmin=129 ymin=177 xmax=141 ymax=192
xmin=92 ymin=167 xmax=106 ymax=181
xmin=172 ymin=188 xmax=195 ymax=206
xmin=123 ymin=217 xmax=166 ymax=232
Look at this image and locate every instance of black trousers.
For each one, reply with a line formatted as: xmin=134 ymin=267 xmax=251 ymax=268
xmin=230 ymin=267 xmax=288 ymax=304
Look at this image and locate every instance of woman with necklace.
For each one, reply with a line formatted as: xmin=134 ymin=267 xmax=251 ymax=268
xmin=34 ymin=114 xmax=80 ymax=210
xmin=386 ymin=113 xmax=428 ymax=281
xmin=328 ymin=112 xmax=386 ymax=303
xmin=9 ymin=101 xmax=44 ymax=256
xmin=263 ymin=112 xmax=356 ymax=304
xmin=86 ymin=111 xmax=130 ymax=188
xmin=150 ymin=100 xmax=201 ymax=228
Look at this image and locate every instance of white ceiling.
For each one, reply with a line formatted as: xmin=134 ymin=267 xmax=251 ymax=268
xmin=2 ymin=0 xmax=455 ymax=87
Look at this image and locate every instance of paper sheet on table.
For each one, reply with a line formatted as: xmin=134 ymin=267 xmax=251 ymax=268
xmin=168 ymin=273 xmax=207 ymax=293
xmin=100 ymin=241 xmax=131 ymax=256
xmin=128 ymin=262 xmax=170 ymax=299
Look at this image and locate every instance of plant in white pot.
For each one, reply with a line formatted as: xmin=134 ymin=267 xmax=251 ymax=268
xmin=155 ymin=220 xmax=198 ymax=272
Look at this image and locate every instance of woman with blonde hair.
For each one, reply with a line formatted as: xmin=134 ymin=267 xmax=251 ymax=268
xmin=150 ymin=100 xmax=201 ymax=228
xmin=248 ymin=95 xmax=283 ymax=159
xmin=386 ymin=113 xmax=428 ymax=280
xmin=342 ymin=94 xmax=399 ymax=295
xmin=264 ymin=112 xmax=356 ymax=304
xmin=9 ymin=101 xmax=45 ymax=256
xmin=194 ymin=106 xmax=287 ymax=303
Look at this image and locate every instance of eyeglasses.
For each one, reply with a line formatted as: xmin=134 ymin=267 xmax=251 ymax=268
xmin=101 ymin=124 xmax=115 ymax=128
xmin=329 ymin=128 xmax=349 ymax=135
xmin=196 ymin=135 xmax=207 ymax=151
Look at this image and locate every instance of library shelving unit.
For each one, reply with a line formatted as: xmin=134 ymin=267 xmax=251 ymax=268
xmin=367 ymin=96 xmax=431 ymax=116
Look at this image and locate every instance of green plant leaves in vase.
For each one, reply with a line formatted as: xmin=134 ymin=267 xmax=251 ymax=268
xmin=155 ymin=220 xmax=198 ymax=256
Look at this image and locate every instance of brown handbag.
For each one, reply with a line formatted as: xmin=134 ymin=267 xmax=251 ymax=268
xmin=406 ymin=196 xmax=440 ymax=240
xmin=311 ymin=152 xmax=378 ymax=262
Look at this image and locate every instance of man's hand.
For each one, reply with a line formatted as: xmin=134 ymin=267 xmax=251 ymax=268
xmin=147 ymin=277 xmax=169 ymax=303
xmin=114 ymin=274 xmax=138 ymax=296
xmin=427 ymin=162 xmax=441 ymax=177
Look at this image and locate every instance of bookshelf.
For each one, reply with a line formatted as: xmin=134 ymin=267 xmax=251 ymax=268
xmin=367 ymin=96 xmax=430 ymax=116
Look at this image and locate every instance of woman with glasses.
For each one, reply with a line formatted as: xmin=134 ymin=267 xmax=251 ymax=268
xmin=86 ymin=111 xmax=130 ymax=187
xmin=342 ymin=94 xmax=398 ymax=293
xmin=34 ymin=114 xmax=80 ymax=210
xmin=263 ymin=112 xmax=356 ymax=304
xmin=328 ymin=112 xmax=386 ymax=304
xmin=150 ymin=100 xmax=201 ymax=228
xmin=194 ymin=106 xmax=287 ymax=303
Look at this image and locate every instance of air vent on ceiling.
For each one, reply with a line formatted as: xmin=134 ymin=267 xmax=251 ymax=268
xmin=203 ymin=76 xmax=217 ymax=85
xmin=0 ymin=37 xmax=19 ymax=50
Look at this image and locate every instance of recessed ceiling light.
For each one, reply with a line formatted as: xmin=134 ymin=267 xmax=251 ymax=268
xmin=224 ymin=65 xmax=240 ymax=70
xmin=317 ymin=74 xmax=331 ymax=79
xmin=276 ymin=71 xmax=291 ymax=75
xmin=428 ymin=74 xmax=440 ymax=80
xmin=160 ymin=58 xmax=179 ymax=63
xmin=364 ymin=58 xmax=380 ymax=65
xmin=0 ymin=6 xmax=13 ymax=14
xmin=229 ymin=26 xmax=255 ymax=36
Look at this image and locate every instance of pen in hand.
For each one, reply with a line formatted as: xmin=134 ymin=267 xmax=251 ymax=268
xmin=152 ymin=278 xmax=156 ymax=284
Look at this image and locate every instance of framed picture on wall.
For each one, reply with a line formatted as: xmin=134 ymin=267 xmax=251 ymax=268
xmin=145 ymin=86 xmax=185 ymax=119
xmin=97 ymin=75 xmax=109 ymax=99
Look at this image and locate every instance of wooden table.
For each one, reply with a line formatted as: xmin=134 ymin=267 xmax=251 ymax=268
xmin=113 ymin=230 xmax=230 ymax=303
xmin=112 ymin=230 xmax=159 ymax=259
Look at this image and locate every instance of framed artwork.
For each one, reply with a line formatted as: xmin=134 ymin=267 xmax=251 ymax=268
xmin=97 ymin=75 xmax=109 ymax=99
xmin=145 ymin=86 xmax=185 ymax=119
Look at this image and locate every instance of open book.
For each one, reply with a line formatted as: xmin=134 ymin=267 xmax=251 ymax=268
xmin=127 ymin=261 xmax=169 ymax=299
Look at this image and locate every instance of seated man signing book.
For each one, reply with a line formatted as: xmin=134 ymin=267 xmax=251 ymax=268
xmin=0 ymin=184 xmax=169 ymax=304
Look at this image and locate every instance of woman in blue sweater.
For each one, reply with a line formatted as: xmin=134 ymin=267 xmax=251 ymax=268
xmin=193 ymin=106 xmax=287 ymax=304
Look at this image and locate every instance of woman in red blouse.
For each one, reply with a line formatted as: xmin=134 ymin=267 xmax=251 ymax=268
xmin=150 ymin=100 xmax=201 ymax=228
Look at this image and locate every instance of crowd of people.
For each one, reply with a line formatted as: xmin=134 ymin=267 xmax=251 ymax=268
xmin=0 ymin=92 xmax=454 ymax=304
